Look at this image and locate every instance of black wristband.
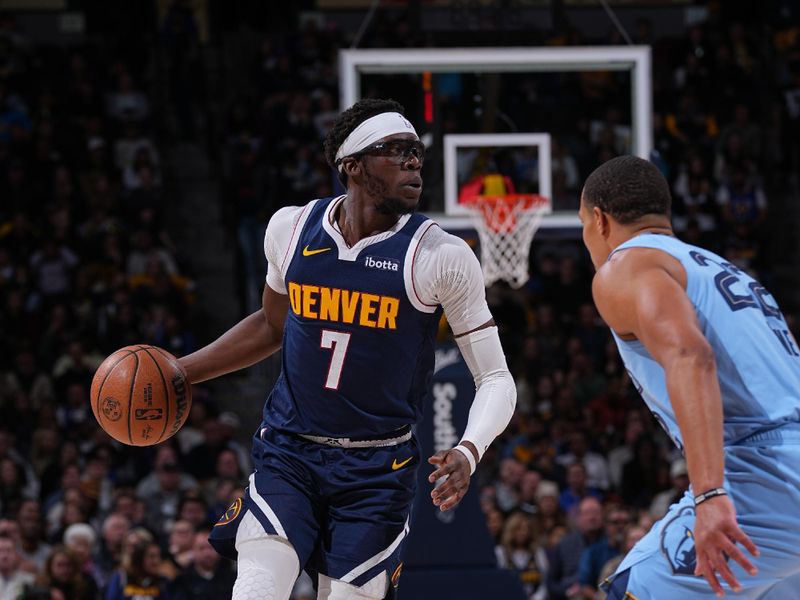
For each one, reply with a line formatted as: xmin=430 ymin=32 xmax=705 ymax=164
xmin=693 ymin=487 xmax=728 ymax=506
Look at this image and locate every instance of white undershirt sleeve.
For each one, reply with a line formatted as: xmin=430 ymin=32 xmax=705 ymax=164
xmin=263 ymin=205 xmax=307 ymax=294
xmin=412 ymin=228 xmax=492 ymax=334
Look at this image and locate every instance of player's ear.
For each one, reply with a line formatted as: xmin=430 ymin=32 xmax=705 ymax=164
xmin=341 ymin=156 xmax=361 ymax=179
xmin=591 ymin=205 xmax=610 ymax=238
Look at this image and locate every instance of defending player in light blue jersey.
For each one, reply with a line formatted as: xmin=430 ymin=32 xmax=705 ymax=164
xmin=176 ymin=99 xmax=517 ymax=600
xmin=579 ymin=155 xmax=800 ymax=599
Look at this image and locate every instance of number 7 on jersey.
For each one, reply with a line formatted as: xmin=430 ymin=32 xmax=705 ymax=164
xmin=320 ymin=330 xmax=351 ymax=390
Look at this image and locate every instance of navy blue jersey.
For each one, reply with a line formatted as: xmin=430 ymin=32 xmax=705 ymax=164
xmin=264 ymin=197 xmax=443 ymax=438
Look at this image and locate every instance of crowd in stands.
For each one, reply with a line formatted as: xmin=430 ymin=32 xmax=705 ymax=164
xmin=1 ymin=2 xmax=800 ymax=600
xmin=0 ymin=8 xmax=243 ymax=600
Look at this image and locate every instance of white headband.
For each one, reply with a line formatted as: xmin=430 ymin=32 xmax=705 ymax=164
xmin=335 ymin=112 xmax=418 ymax=172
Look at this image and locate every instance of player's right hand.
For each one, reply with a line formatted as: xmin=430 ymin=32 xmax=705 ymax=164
xmin=693 ymin=495 xmax=759 ymax=597
xmin=427 ymin=449 xmax=471 ymax=512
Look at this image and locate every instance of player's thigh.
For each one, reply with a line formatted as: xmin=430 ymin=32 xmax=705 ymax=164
xmin=758 ymin=571 xmax=800 ymax=600
xmin=210 ymin=442 xmax=322 ymax=567
xmin=605 ymin=484 xmax=800 ymax=600
xmin=318 ymin=440 xmax=418 ymax=591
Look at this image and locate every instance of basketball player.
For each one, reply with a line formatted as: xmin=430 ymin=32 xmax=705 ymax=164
xmin=579 ymin=155 xmax=800 ymax=599
xmin=178 ymin=99 xmax=517 ymax=600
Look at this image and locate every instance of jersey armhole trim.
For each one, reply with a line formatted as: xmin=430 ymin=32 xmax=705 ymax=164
xmin=279 ymin=200 xmax=317 ymax=276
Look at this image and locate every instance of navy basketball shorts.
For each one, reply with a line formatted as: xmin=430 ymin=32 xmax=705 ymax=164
xmin=210 ymin=426 xmax=419 ymax=588
xmin=603 ymin=429 xmax=800 ymax=600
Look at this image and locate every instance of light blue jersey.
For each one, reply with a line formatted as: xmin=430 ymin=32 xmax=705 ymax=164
xmin=602 ymin=234 xmax=800 ymax=600
xmin=610 ymin=233 xmax=800 ymax=449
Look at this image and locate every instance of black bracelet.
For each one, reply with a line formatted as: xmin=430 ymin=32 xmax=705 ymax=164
xmin=693 ymin=487 xmax=728 ymax=506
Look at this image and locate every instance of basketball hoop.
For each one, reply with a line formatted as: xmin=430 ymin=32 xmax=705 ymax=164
xmin=461 ymin=194 xmax=550 ymax=288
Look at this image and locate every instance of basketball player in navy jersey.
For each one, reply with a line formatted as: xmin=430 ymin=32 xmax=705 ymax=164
xmin=178 ymin=99 xmax=517 ymax=600
xmin=579 ymin=156 xmax=800 ymax=599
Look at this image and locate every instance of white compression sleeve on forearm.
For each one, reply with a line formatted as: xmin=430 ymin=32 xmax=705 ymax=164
xmin=454 ymin=325 xmax=516 ymax=461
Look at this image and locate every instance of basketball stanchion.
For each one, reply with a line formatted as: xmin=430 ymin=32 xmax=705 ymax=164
xmin=461 ymin=194 xmax=551 ymax=288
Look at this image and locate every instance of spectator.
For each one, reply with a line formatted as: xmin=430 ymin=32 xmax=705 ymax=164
xmin=176 ymin=494 xmax=209 ymax=531
xmin=496 ymin=512 xmax=547 ymax=600
xmin=170 ymin=531 xmax=235 ymax=600
xmin=559 ymin=463 xmax=603 ymax=518
xmin=174 ymin=402 xmax=208 ymax=456
xmin=486 ymin=508 xmax=505 ymax=545
xmin=493 ymin=457 xmax=526 ymax=513
xmin=35 ymin=545 xmax=93 ymax=600
xmin=577 ymin=506 xmax=631 ymax=599
xmin=106 ymin=70 xmax=149 ymax=124
xmin=135 ymin=446 xmax=197 ymax=500
xmin=16 ymin=501 xmax=51 ymax=573
xmin=166 ymin=521 xmax=194 ymax=570
xmin=517 ymin=470 xmax=543 ymax=516
xmin=94 ymin=513 xmax=130 ymax=588
xmin=45 ymin=487 xmax=87 ymax=542
xmin=716 ymin=167 xmax=767 ymax=239
xmin=201 ymin=448 xmax=244 ymax=507
xmin=184 ymin=420 xmax=228 ymax=482
xmin=594 ymin=523 xmax=647 ymax=600
xmin=29 ymin=239 xmax=78 ymax=304
xmin=216 ymin=412 xmax=250 ymax=476
xmin=0 ymin=349 xmax=54 ymax=410
xmin=105 ymin=538 xmax=170 ymax=600
xmin=533 ymin=481 xmax=566 ymax=543
xmin=649 ymin=458 xmax=690 ymax=520
xmin=0 ymin=533 xmax=35 ymax=600
xmin=606 ymin=412 xmax=645 ymax=490
xmin=546 ymin=496 xmax=604 ymax=600
xmin=28 ymin=428 xmax=60 ymax=482
xmin=141 ymin=460 xmax=188 ymax=534
xmin=0 ymin=458 xmax=28 ymax=516
xmin=620 ymin=435 xmax=669 ymax=509
xmin=113 ymin=122 xmax=159 ymax=174
xmin=42 ymin=464 xmax=82 ymax=531
xmin=62 ymin=524 xmax=100 ymax=598
xmin=556 ymin=431 xmax=611 ymax=492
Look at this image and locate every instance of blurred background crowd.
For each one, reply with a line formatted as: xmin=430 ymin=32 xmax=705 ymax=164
xmin=1 ymin=1 xmax=799 ymax=599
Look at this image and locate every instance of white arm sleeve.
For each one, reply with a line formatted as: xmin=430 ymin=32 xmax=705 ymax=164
xmin=263 ymin=204 xmax=311 ymax=294
xmin=412 ymin=226 xmax=513 ymax=461
xmin=412 ymin=227 xmax=492 ymax=334
xmin=455 ymin=326 xmax=517 ymax=461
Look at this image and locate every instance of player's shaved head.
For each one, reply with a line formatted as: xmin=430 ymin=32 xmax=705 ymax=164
xmin=323 ymin=98 xmax=406 ymax=185
xmin=582 ymin=155 xmax=671 ymax=224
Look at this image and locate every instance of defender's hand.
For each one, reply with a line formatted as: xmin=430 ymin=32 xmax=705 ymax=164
xmin=428 ymin=449 xmax=471 ymax=511
xmin=693 ymin=495 xmax=759 ymax=597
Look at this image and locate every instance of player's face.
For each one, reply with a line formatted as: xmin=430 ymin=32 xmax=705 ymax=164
xmin=579 ymin=193 xmax=607 ymax=269
xmin=357 ymin=133 xmax=423 ymax=215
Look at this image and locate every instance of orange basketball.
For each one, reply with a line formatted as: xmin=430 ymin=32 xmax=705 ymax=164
xmin=90 ymin=345 xmax=192 ymax=446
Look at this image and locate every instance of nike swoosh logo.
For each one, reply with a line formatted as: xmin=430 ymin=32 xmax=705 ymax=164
xmin=392 ymin=457 xmax=413 ymax=470
xmin=302 ymin=245 xmax=331 ymax=257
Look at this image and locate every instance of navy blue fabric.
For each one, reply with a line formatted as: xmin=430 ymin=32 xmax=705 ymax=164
xmin=211 ymin=427 xmax=419 ymax=587
xmin=602 ymin=567 xmax=631 ymax=600
xmin=208 ymin=495 xmax=246 ymax=560
xmin=265 ymin=197 xmax=442 ymax=438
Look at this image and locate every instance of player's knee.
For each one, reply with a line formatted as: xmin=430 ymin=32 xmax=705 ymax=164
xmin=233 ymin=536 xmax=300 ymax=600
xmin=318 ymin=572 xmax=389 ymax=600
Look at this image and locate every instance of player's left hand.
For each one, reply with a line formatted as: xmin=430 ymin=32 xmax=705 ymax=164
xmin=427 ymin=448 xmax=471 ymax=511
xmin=693 ymin=495 xmax=759 ymax=597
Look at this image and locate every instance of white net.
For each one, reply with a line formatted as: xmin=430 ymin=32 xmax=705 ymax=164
xmin=465 ymin=195 xmax=549 ymax=288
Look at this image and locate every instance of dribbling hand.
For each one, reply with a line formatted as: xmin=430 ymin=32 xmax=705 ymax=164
xmin=428 ymin=449 xmax=471 ymax=512
xmin=693 ymin=495 xmax=759 ymax=597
